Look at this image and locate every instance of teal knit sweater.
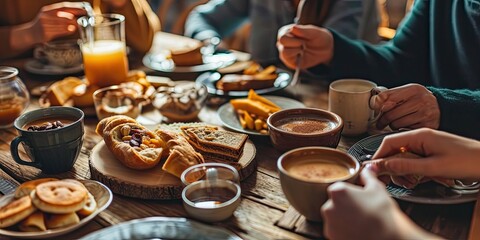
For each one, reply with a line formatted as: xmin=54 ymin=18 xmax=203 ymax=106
xmin=312 ymin=0 xmax=480 ymax=139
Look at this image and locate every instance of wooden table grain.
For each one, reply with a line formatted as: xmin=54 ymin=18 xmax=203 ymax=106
xmin=0 ymin=32 xmax=474 ymax=240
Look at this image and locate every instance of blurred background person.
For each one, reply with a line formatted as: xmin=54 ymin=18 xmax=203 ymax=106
xmin=277 ymin=1 xmax=480 ymax=139
xmin=0 ymin=0 xmax=160 ymax=60
xmin=184 ymin=0 xmax=379 ymax=65
xmin=322 ymin=128 xmax=480 ymax=239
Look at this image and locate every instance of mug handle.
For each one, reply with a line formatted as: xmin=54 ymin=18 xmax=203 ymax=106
xmin=33 ymin=47 xmax=46 ymax=60
xmin=368 ymin=86 xmax=388 ymax=123
xmin=10 ymin=136 xmax=41 ymax=169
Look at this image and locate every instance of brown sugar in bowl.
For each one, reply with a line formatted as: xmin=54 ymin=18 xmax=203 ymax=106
xmin=267 ymin=108 xmax=343 ymax=152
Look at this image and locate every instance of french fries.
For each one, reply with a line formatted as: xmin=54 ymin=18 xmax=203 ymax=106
xmin=230 ymin=90 xmax=281 ymax=134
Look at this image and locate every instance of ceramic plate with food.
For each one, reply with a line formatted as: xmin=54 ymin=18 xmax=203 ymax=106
xmin=143 ymin=50 xmax=236 ymax=73
xmin=348 ymin=132 xmax=480 ymax=204
xmin=196 ymin=67 xmax=291 ymax=97
xmin=0 ymin=180 xmax=112 ymax=239
xmin=218 ymin=96 xmax=305 ymax=136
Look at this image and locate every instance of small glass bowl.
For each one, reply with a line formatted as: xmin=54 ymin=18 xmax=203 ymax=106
xmin=181 ymin=163 xmax=241 ymax=222
xmin=153 ymin=82 xmax=207 ymax=122
xmin=93 ymin=85 xmax=146 ymax=120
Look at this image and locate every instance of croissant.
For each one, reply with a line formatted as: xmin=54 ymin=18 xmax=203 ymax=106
xmin=155 ymin=130 xmax=204 ymax=178
xmin=96 ymin=116 xmax=166 ymax=170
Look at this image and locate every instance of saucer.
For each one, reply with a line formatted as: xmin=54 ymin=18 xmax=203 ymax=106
xmin=25 ymin=59 xmax=83 ymax=75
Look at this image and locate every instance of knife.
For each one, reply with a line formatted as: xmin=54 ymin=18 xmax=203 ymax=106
xmin=0 ymin=178 xmax=18 ymax=195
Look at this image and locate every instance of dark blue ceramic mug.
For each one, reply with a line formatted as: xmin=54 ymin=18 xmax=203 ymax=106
xmin=11 ymin=106 xmax=84 ymax=174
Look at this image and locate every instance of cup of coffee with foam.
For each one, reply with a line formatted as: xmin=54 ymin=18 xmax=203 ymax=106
xmin=278 ymin=147 xmax=360 ymax=222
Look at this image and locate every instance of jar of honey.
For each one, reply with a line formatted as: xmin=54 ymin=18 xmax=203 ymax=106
xmin=0 ymin=67 xmax=29 ymax=128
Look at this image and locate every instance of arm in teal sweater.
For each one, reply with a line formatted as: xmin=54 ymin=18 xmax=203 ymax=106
xmin=310 ymin=0 xmax=430 ymax=88
xmin=428 ymin=87 xmax=480 ymax=140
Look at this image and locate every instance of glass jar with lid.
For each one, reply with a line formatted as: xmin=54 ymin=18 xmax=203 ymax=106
xmin=0 ymin=67 xmax=29 ymax=128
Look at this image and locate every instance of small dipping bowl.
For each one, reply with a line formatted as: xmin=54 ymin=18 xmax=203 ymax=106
xmin=153 ymin=82 xmax=207 ymax=122
xmin=181 ymin=163 xmax=241 ymax=222
xmin=93 ymin=85 xmax=145 ymax=120
xmin=267 ymin=108 xmax=343 ymax=152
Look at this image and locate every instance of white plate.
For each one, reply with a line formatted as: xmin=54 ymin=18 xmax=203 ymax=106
xmin=217 ymin=96 xmax=305 ymax=136
xmin=0 ymin=180 xmax=113 ymax=239
xmin=348 ymin=132 xmax=480 ymax=204
xmin=24 ymin=59 xmax=83 ymax=75
xmin=143 ymin=50 xmax=236 ymax=73
xmin=80 ymin=217 xmax=241 ymax=240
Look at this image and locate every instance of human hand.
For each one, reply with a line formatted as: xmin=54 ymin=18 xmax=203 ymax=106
xmin=31 ymin=2 xmax=88 ymax=43
xmin=366 ymin=128 xmax=480 ymax=180
xmin=321 ymin=170 xmax=433 ymax=240
xmin=370 ymin=84 xmax=440 ymax=130
xmin=276 ymin=24 xmax=333 ymax=70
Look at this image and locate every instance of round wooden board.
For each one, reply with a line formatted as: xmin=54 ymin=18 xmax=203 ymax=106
xmin=89 ymin=140 xmax=257 ymax=200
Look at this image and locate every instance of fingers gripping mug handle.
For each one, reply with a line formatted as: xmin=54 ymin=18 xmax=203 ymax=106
xmin=369 ymin=86 xmax=388 ymax=123
xmin=10 ymin=137 xmax=41 ymax=168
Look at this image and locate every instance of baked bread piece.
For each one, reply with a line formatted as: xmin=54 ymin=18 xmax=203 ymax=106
xmin=14 ymin=178 xmax=58 ymax=199
xmin=18 ymin=211 xmax=46 ymax=232
xmin=95 ymin=115 xmax=137 ymax=135
xmin=180 ymin=126 xmax=248 ymax=161
xmin=32 ymin=181 xmax=88 ymax=214
xmin=156 ymin=130 xmax=204 ymax=178
xmin=97 ymin=116 xmax=167 ymax=170
xmin=77 ymin=192 xmax=97 ymax=217
xmin=169 ymin=41 xmax=203 ymax=66
xmin=216 ymin=73 xmax=277 ymax=91
xmin=0 ymin=196 xmax=37 ymax=228
xmin=45 ymin=212 xmax=80 ymax=229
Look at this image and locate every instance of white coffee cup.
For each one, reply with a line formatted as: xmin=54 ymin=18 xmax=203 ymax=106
xmin=328 ymin=79 xmax=385 ymax=136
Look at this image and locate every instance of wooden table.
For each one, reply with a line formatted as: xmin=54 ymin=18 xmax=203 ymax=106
xmin=0 ymin=32 xmax=475 ymax=240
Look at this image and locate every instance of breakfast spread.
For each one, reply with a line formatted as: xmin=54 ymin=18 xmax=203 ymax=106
xmin=216 ymin=63 xmax=278 ymax=91
xmin=0 ymin=178 xmax=96 ymax=231
xmin=0 ymin=96 xmax=28 ymax=127
xmin=230 ymin=89 xmax=281 ymax=134
xmin=96 ymin=116 xmax=205 ymax=176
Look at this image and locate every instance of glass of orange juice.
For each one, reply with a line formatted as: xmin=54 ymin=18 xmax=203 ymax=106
xmin=77 ymin=14 xmax=128 ymax=87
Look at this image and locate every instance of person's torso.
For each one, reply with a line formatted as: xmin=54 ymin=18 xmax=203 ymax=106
xmin=428 ymin=0 xmax=480 ymax=89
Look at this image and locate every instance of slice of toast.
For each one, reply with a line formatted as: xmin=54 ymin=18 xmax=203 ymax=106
xmin=180 ymin=126 xmax=248 ymax=161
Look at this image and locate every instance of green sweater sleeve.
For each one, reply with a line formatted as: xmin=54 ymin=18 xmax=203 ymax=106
xmin=310 ymin=0 xmax=431 ymax=88
xmin=428 ymin=87 xmax=480 ymax=140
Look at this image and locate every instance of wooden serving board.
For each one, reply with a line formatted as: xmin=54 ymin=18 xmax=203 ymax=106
xmin=89 ymin=139 xmax=256 ymax=200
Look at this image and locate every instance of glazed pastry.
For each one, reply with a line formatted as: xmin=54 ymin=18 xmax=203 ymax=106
xmin=14 ymin=178 xmax=58 ymax=199
xmin=96 ymin=116 xmax=166 ymax=170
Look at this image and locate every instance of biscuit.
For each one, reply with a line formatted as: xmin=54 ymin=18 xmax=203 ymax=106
xmin=18 ymin=211 xmax=46 ymax=232
xmin=45 ymin=212 xmax=80 ymax=229
xmin=32 ymin=181 xmax=88 ymax=214
xmin=77 ymin=192 xmax=97 ymax=217
xmin=0 ymin=196 xmax=36 ymax=228
xmin=14 ymin=178 xmax=58 ymax=199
